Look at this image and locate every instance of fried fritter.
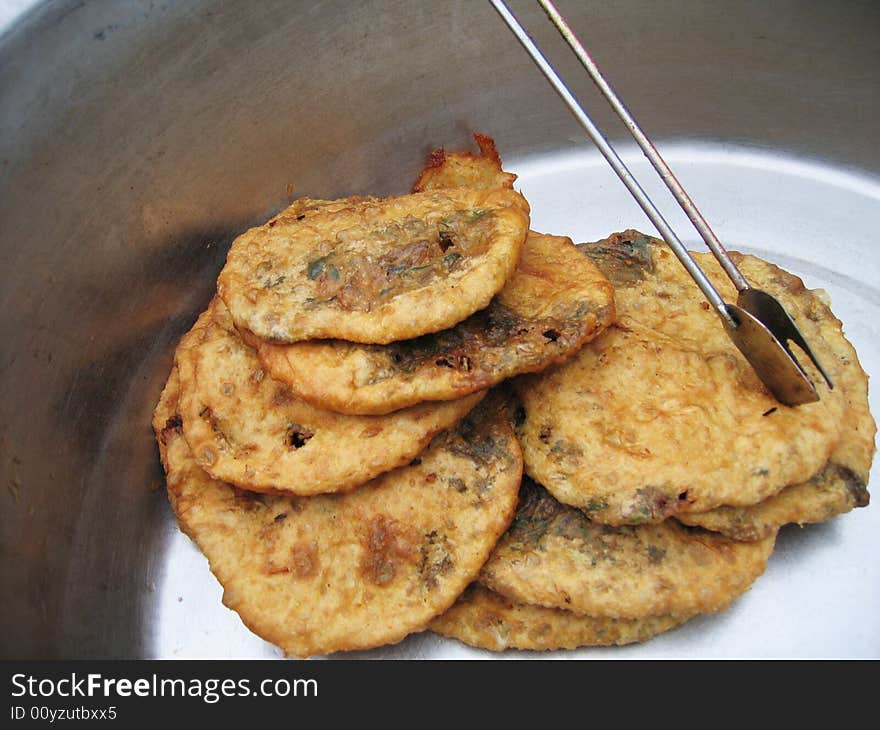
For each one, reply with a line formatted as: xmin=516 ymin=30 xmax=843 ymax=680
xmin=478 ymin=478 xmax=776 ymax=619
xmin=250 ymin=230 xmax=614 ymax=415
xmin=675 ymin=462 xmax=870 ymax=540
xmin=515 ymin=230 xmax=852 ymax=525
xmin=676 ymin=339 xmax=874 ymax=540
xmin=217 ymin=187 xmax=530 ymax=345
xmin=153 ymin=378 xmax=523 ymax=658
xmin=412 ymin=132 xmax=517 ymax=192
xmin=429 ymin=584 xmax=691 ymax=652
xmin=612 ymin=369 xmax=871 ymax=544
xmin=174 ymin=299 xmax=484 ymax=496
xmin=247 ymin=136 xmax=613 ymax=415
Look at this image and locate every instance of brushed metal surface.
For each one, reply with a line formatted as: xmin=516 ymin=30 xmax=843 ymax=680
xmin=1 ymin=0 xmax=879 ymax=658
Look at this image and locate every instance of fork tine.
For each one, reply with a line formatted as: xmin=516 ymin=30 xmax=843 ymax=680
xmin=738 ymin=289 xmax=835 ymax=388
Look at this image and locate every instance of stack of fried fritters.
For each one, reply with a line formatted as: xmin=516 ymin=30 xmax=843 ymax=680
xmin=154 ymin=135 xmax=874 ymax=656
xmin=434 ymin=226 xmax=873 ymax=652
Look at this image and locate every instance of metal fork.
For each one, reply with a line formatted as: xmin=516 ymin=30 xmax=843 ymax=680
xmin=490 ymin=0 xmax=833 ymax=406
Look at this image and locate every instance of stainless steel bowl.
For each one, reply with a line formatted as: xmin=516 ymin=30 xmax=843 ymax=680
xmin=2 ymin=0 xmax=878 ymax=659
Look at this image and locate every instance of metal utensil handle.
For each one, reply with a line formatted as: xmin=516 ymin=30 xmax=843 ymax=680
xmin=489 ymin=0 xmax=737 ymax=328
xmin=537 ymin=0 xmax=750 ymax=293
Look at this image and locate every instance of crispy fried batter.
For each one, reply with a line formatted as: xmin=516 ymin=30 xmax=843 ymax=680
xmin=676 ymin=334 xmax=873 ymax=538
xmin=479 ymin=478 xmax=776 ymax=619
xmin=675 ymin=268 xmax=874 ymax=539
xmin=515 ymin=230 xmax=852 ymax=524
xmin=251 ymin=230 xmax=614 ymax=415
xmin=153 ymin=379 xmax=522 ymax=658
xmin=217 ymin=187 xmax=530 ymax=344
xmin=174 ymin=299 xmax=484 ymax=495
xmin=246 ymin=138 xmax=612 ymax=414
xmin=412 ymin=132 xmax=517 ymax=192
xmin=675 ymin=462 xmax=870 ymax=540
xmin=430 ymin=584 xmax=691 ymax=652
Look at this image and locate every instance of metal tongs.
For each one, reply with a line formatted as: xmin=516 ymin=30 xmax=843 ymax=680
xmin=491 ymin=0 xmax=833 ymax=406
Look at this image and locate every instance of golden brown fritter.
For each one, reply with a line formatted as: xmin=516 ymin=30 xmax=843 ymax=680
xmin=153 ymin=378 xmax=523 ymax=658
xmin=675 ymin=462 xmax=870 ymax=540
xmin=174 ymin=299 xmax=484 ymax=496
xmin=412 ymin=132 xmax=518 ymax=192
xmin=430 ymin=584 xmax=691 ymax=652
xmin=676 ymin=313 xmax=874 ymax=539
xmin=479 ymin=478 xmax=776 ymax=619
xmin=217 ymin=187 xmax=530 ymax=344
xmin=515 ymin=230 xmax=852 ymax=524
xmin=251 ymin=230 xmax=614 ymax=415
